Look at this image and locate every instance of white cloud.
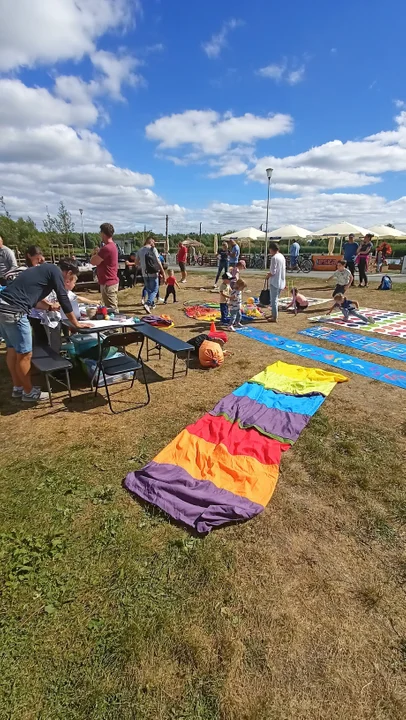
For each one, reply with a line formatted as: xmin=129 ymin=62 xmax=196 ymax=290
xmin=287 ymin=66 xmax=305 ymax=85
xmin=257 ymin=63 xmax=286 ymax=81
xmin=202 ymin=18 xmax=244 ymax=59
xmin=0 ymin=125 xmax=111 ymax=165
xmin=146 ymin=109 xmax=293 ymax=155
xmin=91 ymin=50 xmax=143 ymax=100
xmin=394 ymin=99 xmax=405 ymax=109
xmin=0 ymin=79 xmax=99 ymax=129
xmin=256 ymin=59 xmax=306 ymax=85
xmin=0 ymin=0 xmax=138 ymax=71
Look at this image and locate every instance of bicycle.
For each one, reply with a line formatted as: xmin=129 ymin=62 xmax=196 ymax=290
xmin=286 ymin=254 xmax=313 ymax=273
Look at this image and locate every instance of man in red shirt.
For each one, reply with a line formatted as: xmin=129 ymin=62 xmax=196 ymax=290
xmin=90 ymin=223 xmax=119 ymax=311
xmin=176 ymin=241 xmax=188 ymax=283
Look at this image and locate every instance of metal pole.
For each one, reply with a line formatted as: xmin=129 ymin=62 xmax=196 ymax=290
xmin=199 ymin=222 xmax=202 ymax=239
xmin=79 ymin=209 xmax=86 ymax=254
xmin=165 ymin=214 xmax=169 ymax=254
xmin=264 ymin=177 xmax=271 ymax=269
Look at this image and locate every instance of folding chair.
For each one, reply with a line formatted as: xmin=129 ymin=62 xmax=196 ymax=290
xmin=94 ymin=331 xmax=150 ymax=413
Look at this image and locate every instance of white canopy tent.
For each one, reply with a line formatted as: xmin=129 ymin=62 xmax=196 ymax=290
xmin=313 ymin=221 xmax=374 ymax=238
xmin=221 ymin=227 xmax=266 ymax=241
xmin=268 ymin=224 xmax=312 ymax=240
xmin=368 ymin=225 xmax=406 ymax=239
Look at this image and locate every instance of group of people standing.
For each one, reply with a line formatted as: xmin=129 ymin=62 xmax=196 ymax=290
xmin=342 ymin=232 xmax=377 ymax=288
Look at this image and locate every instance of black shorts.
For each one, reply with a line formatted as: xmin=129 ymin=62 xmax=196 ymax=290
xmin=179 ymin=261 xmax=186 ymax=272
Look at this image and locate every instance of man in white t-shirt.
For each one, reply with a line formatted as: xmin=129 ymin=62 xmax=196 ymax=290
xmin=266 ymin=242 xmax=286 ymax=322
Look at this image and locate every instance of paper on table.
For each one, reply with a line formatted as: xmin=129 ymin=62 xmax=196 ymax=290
xmin=83 ymin=318 xmax=136 ymax=330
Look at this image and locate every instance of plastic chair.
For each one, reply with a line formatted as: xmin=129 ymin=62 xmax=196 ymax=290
xmin=94 ymin=331 xmax=150 ymax=413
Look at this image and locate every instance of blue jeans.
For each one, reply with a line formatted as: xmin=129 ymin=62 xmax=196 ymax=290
xmin=229 ymin=307 xmax=241 ymax=326
xmin=215 ymin=260 xmax=229 ymax=284
xmin=143 ymin=276 xmax=159 ymax=306
xmin=220 ymin=303 xmax=229 ymax=323
xmin=0 ymin=313 xmax=32 ymax=354
xmin=290 ymin=252 xmax=299 ymax=268
xmin=270 ymin=285 xmax=281 ymax=319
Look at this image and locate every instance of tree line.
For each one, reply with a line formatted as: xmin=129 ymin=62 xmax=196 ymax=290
xmin=1 ymin=198 xmax=406 ymax=257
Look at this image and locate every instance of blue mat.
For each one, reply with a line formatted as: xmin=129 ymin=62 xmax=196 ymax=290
xmin=237 ymin=327 xmax=406 ymax=389
xmin=299 ymin=326 xmax=406 ymax=362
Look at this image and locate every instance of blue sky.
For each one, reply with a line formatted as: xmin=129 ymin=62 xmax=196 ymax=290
xmin=1 ymin=0 xmax=406 ymax=233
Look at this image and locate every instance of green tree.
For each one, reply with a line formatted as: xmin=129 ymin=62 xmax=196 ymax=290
xmin=56 ymin=201 xmax=75 ymax=243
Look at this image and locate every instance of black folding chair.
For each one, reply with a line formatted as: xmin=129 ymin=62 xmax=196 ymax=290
xmin=94 ymin=331 xmax=150 ymax=413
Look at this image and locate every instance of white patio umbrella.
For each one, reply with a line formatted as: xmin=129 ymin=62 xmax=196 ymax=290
xmin=313 ymin=221 xmax=374 ymax=238
xmin=268 ymin=224 xmax=312 ymax=240
xmin=221 ymin=227 xmax=266 ymax=241
xmin=368 ymin=225 xmax=406 ymax=238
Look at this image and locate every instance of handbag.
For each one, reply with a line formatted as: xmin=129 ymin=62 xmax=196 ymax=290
xmin=259 ymin=280 xmax=270 ymax=306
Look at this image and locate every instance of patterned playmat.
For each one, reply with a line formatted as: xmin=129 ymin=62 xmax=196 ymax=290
xmin=310 ymin=308 xmax=406 ymax=338
xmin=184 ymin=303 xmax=265 ymax=322
xmin=299 ymin=326 xmax=406 ymax=362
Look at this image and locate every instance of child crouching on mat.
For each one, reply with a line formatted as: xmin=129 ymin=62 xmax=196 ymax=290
xmin=327 ymin=293 xmax=374 ymax=324
xmin=164 ymin=269 xmax=180 ymax=303
xmin=285 ymin=287 xmax=309 ymax=312
xmin=229 ymin=278 xmax=247 ymax=332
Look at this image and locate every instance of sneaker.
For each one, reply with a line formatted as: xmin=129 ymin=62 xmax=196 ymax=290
xmin=229 ymin=325 xmax=236 ymax=332
xmin=22 ymin=387 xmax=48 ymax=403
xmin=163 ymin=301 xmax=167 ymax=305
xmin=181 ymin=279 xmax=187 ymax=284
xmin=12 ymin=386 xmax=23 ymax=398
xmin=144 ymin=304 xmax=151 ymax=314
xmin=213 ymin=284 xmax=218 ymax=289
xmin=236 ymin=323 xmax=243 ymax=328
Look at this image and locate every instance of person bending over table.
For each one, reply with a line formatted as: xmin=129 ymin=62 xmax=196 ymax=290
xmin=0 ymin=259 xmax=92 ymax=403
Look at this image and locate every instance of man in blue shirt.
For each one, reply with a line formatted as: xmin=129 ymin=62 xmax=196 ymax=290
xmin=342 ymin=233 xmax=359 ymax=279
xmin=229 ymin=240 xmax=240 ymax=267
xmin=290 ymin=240 xmax=300 ymax=269
xmin=0 ymin=259 xmax=91 ymax=402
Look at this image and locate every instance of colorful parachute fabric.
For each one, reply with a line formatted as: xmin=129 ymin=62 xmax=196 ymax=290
xmin=184 ymin=303 xmax=264 ymax=323
xmin=124 ymin=361 xmax=347 ymax=533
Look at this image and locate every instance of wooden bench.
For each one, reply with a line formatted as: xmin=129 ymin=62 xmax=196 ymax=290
xmin=31 ymin=346 xmax=73 ymax=406
xmin=137 ymin=325 xmax=193 ymax=378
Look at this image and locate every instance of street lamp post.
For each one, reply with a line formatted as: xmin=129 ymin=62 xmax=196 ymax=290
xmin=264 ymin=167 xmax=273 ymax=269
xmin=79 ymin=209 xmax=86 ymax=255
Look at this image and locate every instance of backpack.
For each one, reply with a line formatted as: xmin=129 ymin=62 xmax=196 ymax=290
xmin=144 ymin=247 xmax=160 ymax=275
xmin=378 ymin=275 xmax=392 ymax=290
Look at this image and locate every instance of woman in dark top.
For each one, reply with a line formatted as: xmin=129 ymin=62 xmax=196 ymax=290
xmin=356 ymin=234 xmax=373 ymax=287
xmin=214 ymin=242 xmax=230 ymax=287
xmin=25 ymin=245 xmax=45 ymax=267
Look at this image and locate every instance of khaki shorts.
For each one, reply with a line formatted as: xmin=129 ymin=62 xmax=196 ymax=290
xmin=100 ymin=284 xmax=119 ymax=312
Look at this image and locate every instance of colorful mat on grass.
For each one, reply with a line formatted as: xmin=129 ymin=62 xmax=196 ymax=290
xmin=184 ymin=303 xmax=264 ymax=322
xmin=237 ymin=327 xmax=406 ymax=390
xmin=124 ymin=361 xmax=347 ymax=533
xmin=299 ymin=326 xmax=406 ymax=362
xmin=310 ymin=308 xmax=406 ymax=338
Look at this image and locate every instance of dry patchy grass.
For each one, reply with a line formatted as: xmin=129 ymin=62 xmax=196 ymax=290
xmin=0 ymin=273 xmax=405 ymax=719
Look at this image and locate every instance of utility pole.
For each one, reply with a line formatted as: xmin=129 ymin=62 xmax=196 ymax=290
xmin=79 ymin=208 xmax=86 ymax=254
xmin=143 ymin=224 xmax=146 ymax=244
xmin=165 ymin=214 xmax=169 ymax=254
xmin=199 ymin=222 xmax=202 ymax=239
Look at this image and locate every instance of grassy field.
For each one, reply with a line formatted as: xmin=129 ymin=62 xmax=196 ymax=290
xmin=0 ymin=273 xmax=405 ymax=719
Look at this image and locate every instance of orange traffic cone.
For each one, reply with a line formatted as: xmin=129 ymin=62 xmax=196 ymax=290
xmin=210 ymin=321 xmax=216 ymax=334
